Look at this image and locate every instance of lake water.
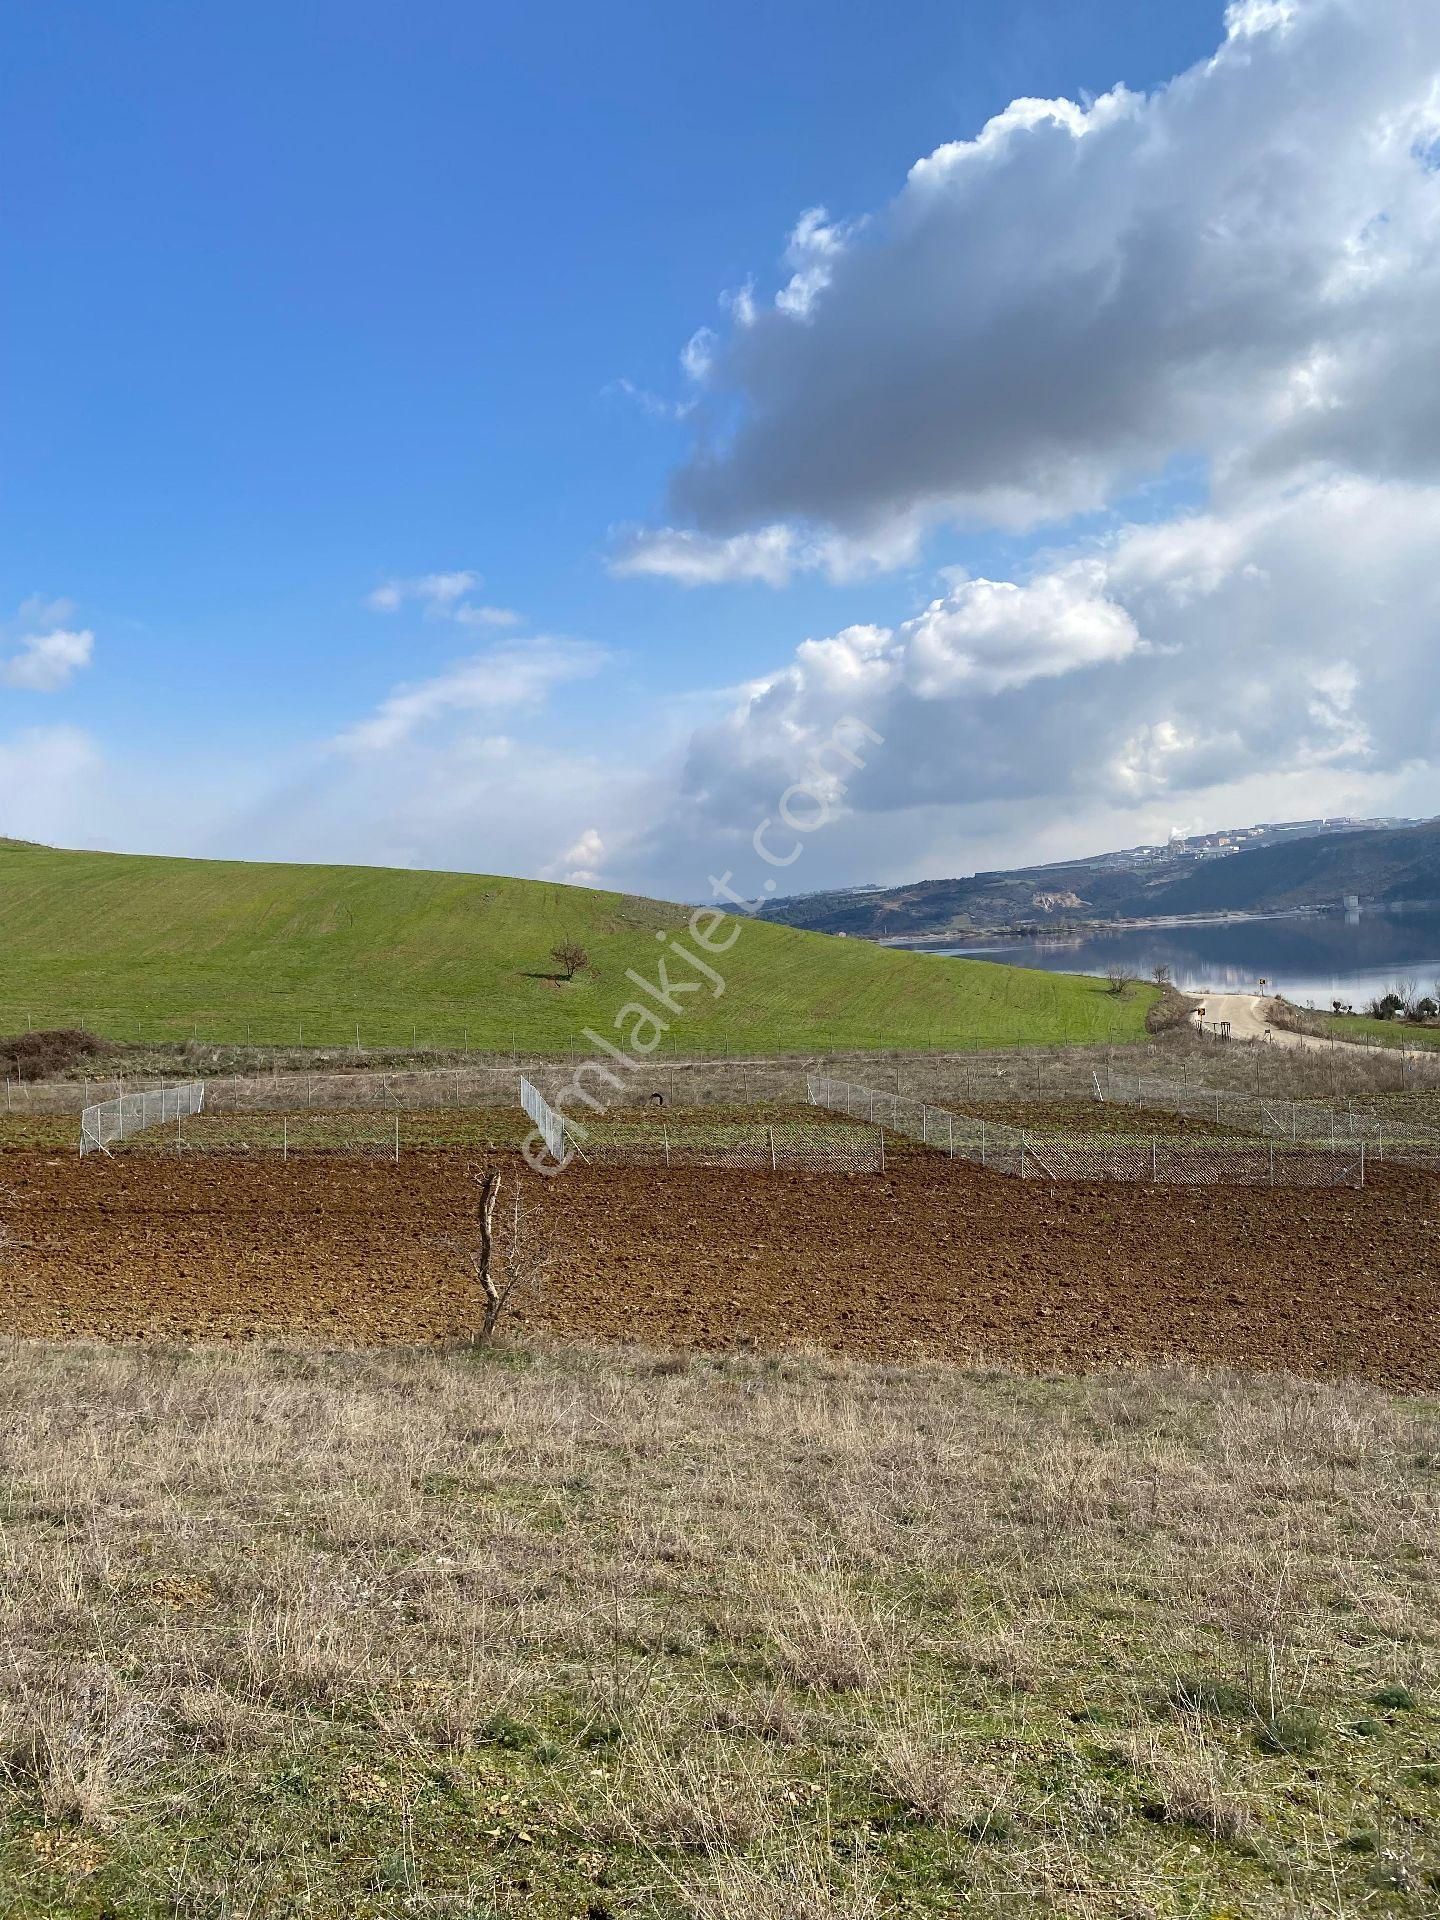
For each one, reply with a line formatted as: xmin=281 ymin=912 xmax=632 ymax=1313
xmin=920 ymin=907 xmax=1440 ymax=1009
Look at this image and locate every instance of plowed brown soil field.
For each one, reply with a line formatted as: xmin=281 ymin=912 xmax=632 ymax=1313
xmin=4 ymin=1147 xmax=1439 ymax=1386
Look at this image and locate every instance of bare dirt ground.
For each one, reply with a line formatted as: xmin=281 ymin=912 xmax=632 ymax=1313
xmin=1190 ymin=991 xmax=1324 ymax=1049
xmin=3 ymin=1146 xmax=1437 ymax=1388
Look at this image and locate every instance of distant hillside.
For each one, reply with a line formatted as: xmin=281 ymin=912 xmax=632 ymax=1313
xmin=764 ymin=818 xmax=1440 ymax=941
xmin=1113 ymin=819 xmax=1440 ymax=919
xmin=0 ymin=841 xmax=1153 ymax=1052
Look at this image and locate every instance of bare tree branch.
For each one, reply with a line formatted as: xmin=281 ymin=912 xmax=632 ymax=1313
xmin=466 ymin=1166 xmax=553 ymax=1344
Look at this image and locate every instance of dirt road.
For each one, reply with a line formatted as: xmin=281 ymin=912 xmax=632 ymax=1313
xmin=1190 ymin=992 xmax=1318 ymax=1048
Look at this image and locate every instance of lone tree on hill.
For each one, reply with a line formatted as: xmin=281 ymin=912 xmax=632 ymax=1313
xmin=550 ymin=938 xmax=590 ymax=981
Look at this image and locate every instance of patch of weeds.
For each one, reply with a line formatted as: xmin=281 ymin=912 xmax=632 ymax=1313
xmin=1370 ymin=1683 xmax=1416 ymax=1711
xmin=476 ymin=1713 xmax=559 ymax=1763
xmin=1408 ymin=1763 xmax=1440 ymax=1788
xmin=1366 ymin=1856 xmax=1417 ymax=1893
xmin=1163 ymin=1675 xmax=1252 ymax=1719
xmin=455 ymin=1341 xmax=537 ymax=1374
xmin=1340 ymin=1828 xmax=1380 ymax=1853
xmin=964 ymin=1809 xmax=1012 ymax=1844
xmin=1350 ymin=1717 xmax=1385 ymax=1738
xmin=416 ymin=1470 xmax=472 ymax=1499
xmin=370 ymin=1850 xmax=414 ymax=1893
xmin=576 ymin=1720 xmax=624 ymax=1751
xmin=1255 ymin=1707 xmax=1325 ymax=1757
xmin=268 ymin=1761 xmax=318 ymax=1801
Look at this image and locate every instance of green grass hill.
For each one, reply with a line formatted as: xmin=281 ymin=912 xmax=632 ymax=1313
xmin=0 ymin=841 xmax=1155 ymax=1053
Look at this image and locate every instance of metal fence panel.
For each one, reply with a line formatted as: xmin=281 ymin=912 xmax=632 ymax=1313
xmin=520 ymin=1075 xmax=568 ymax=1162
xmin=79 ymin=1080 xmax=205 ymax=1156
xmin=807 ymin=1075 xmax=1362 ymax=1188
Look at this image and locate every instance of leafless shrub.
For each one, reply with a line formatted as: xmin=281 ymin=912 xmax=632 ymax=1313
xmin=549 ymin=938 xmax=590 ymax=981
xmin=684 ymin=1847 xmax=886 ymax=1920
xmin=871 ymin=1716 xmax=972 ymax=1824
xmin=0 ymin=1028 xmax=114 ymax=1082
xmin=0 ymin=1664 xmax=163 ymax=1827
xmin=761 ymin=1580 xmax=899 ymax=1694
xmin=462 ymin=1166 xmax=555 ymax=1342
xmin=596 ymin=1737 xmax=774 ymax=1855
xmin=1128 ymin=1731 xmax=1255 ymax=1842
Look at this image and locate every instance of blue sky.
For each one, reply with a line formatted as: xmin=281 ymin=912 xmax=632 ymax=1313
xmin=4 ymin=1 xmax=1439 ymax=895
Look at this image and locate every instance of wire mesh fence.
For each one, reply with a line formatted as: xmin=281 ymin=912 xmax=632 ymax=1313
xmin=520 ymin=1076 xmax=569 ymax=1163
xmin=71 ymin=1111 xmax=522 ymax=1158
xmin=182 ymin=1114 xmax=407 ymax=1158
xmin=572 ymin=1118 xmax=884 ymax=1172
xmin=1097 ymin=1065 xmax=1440 ymax=1167
xmin=79 ymin=1082 xmax=206 ymax=1157
xmin=63 ymin=1103 xmax=882 ymax=1171
xmin=807 ymin=1076 xmax=1366 ymax=1187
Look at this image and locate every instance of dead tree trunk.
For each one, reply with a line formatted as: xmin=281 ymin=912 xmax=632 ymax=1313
xmin=476 ymin=1167 xmax=503 ymax=1341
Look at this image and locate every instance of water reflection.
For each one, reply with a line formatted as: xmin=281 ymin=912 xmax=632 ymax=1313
xmin=920 ymin=906 xmax=1440 ymax=1007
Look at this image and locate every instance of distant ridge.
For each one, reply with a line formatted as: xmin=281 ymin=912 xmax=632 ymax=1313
xmin=762 ymin=817 xmax=1440 ymax=942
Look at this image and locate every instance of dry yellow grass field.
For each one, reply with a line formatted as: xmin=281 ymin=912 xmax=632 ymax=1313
xmin=0 ymin=1340 xmax=1437 ymax=1917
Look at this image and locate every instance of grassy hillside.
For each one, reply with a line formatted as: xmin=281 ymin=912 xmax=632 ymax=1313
xmin=0 ymin=842 xmax=1154 ymax=1053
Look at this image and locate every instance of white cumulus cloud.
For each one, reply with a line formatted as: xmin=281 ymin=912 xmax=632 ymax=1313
xmin=630 ymin=0 xmax=1440 ymax=562
xmin=623 ymin=472 xmax=1440 ymax=889
xmin=0 ymin=597 xmax=95 ymax=692
xmin=542 ymin=825 xmax=607 ymax=886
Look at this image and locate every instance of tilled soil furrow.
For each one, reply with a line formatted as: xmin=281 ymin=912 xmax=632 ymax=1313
xmin=1 ymin=1150 xmax=1436 ymax=1387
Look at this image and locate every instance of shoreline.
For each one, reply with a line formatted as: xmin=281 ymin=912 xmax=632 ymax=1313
xmin=880 ymin=905 xmax=1332 ymax=950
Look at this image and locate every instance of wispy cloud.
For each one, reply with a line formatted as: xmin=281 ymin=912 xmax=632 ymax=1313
xmin=334 ymin=638 xmax=606 ymax=753
xmin=363 ymin=570 xmax=519 ymax=628
xmin=609 ymin=518 xmax=923 ymax=587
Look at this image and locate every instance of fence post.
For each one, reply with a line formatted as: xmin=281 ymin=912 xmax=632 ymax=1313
xmin=394 ymin=1116 xmax=400 ymax=1163
xmin=663 ymin=1126 xmax=670 ymax=1169
xmin=768 ymin=1126 xmax=777 ymax=1172
xmin=1151 ymin=1137 xmax=1157 ymax=1183
xmin=981 ymin=1120 xmax=987 ymax=1168
xmin=1269 ymin=1142 xmax=1276 ymax=1186
xmin=282 ymin=1117 xmax=288 ymax=1162
xmin=1360 ymin=1142 xmax=1365 ymax=1188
